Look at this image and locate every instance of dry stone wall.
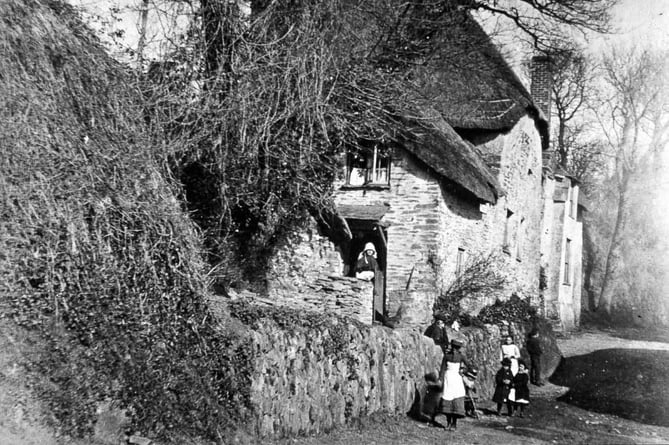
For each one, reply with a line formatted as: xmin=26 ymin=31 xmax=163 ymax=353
xmin=248 ymin=323 xmax=442 ymax=438
xmin=245 ymin=318 xmax=560 ymax=439
xmin=265 ymin=223 xmax=374 ymax=324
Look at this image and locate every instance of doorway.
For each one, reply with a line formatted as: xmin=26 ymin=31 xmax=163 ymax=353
xmin=345 ymin=219 xmax=387 ymax=321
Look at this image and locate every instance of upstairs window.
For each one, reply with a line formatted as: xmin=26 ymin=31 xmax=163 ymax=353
xmin=570 ymin=185 xmax=579 ymax=218
xmin=345 ymin=144 xmax=390 ymax=187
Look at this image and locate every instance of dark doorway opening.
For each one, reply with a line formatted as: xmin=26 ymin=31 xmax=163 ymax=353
xmin=344 ymin=219 xmax=387 ymax=321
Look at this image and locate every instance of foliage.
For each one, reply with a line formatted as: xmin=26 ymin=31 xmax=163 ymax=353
xmin=433 ymin=252 xmax=507 ymax=320
xmin=0 ymin=1 xmax=257 ymax=441
xmin=476 ymin=294 xmax=537 ymax=324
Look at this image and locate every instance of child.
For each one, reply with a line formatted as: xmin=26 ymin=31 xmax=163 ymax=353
xmin=422 ymin=372 xmax=443 ymax=426
xmin=462 ymin=368 xmax=478 ymax=418
xmin=512 ymin=361 xmax=530 ymax=417
xmin=492 ymin=357 xmax=514 ymax=416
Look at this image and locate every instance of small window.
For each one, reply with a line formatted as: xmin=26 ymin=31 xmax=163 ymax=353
xmin=570 ymin=185 xmax=578 ymax=218
xmin=345 ymin=145 xmax=390 ymax=186
xmin=456 ymin=248 xmax=466 ymax=275
xmin=516 ymin=217 xmax=525 ymax=261
xmin=563 ymin=238 xmax=572 ymax=285
xmin=503 ymin=209 xmax=514 ymax=254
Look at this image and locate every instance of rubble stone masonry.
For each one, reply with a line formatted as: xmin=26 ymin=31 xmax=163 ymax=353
xmin=246 ymin=320 xmax=559 ymax=438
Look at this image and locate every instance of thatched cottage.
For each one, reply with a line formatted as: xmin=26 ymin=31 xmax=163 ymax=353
xmin=266 ymin=12 xmax=583 ymax=331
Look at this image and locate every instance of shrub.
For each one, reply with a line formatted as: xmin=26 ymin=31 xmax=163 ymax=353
xmin=433 ymin=252 xmax=507 ymax=322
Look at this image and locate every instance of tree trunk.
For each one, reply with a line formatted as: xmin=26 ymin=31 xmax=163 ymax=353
xmin=136 ymin=0 xmax=150 ymax=68
xmin=581 ymin=218 xmax=598 ymax=312
xmin=597 ymin=178 xmax=630 ymax=314
xmin=557 ymin=119 xmax=568 ymax=170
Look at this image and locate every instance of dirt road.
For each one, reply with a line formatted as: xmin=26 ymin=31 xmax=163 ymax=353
xmin=271 ymin=327 xmax=669 ymax=445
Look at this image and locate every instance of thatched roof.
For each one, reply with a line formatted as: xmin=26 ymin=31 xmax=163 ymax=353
xmin=397 ymin=113 xmax=501 ymax=204
xmin=367 ymin=10 xmax=545 ymax=205
xmin=405 ymin=12 xmax=545 ymax=135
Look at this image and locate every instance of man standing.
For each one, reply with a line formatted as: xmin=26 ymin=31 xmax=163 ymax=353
xmin=526 ymin=329 xmax=544 ymax=386
xmin=424 ymin=314 xmax=449 ymax=351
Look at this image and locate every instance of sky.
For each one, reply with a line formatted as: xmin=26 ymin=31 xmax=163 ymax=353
xmin=610 ymin=0 xmax=669 ymax=43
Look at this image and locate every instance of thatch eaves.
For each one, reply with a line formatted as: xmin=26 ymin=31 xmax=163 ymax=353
xmin=396 ymin=111 xmax=501 ymax=204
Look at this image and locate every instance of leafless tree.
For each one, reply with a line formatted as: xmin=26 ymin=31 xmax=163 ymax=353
xmin=593 ymin=46 xmax=669 ymax=316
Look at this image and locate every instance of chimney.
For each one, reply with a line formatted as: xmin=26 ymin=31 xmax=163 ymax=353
xmin=530 ymin=55 xmax=553 ymax=127
xmin=531 ymin=55 xmax=554 ymax=170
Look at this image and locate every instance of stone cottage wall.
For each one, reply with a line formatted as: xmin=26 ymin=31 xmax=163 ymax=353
xmin=266 ymin=222 xmax=374 ymax=324
xmin=447 ymin=116 xmax=544 ymax=314
xmin=246 ymin=319 xmax=561 ymax=439
xmin=481 ymin=117 xmax=544 ymax=302
xmin=540 ymin=177 xmax=583 ymax=331
xmin=335 ymin=149 xmax=450 ymax=327
xmin=267 ymin=116 xmax=546 ymax=328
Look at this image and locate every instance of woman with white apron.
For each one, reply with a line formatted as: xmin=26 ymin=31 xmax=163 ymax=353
xmin=438 ymin=338 xmax=471 ymax=430
xmin=500 ymin=335 xmax=521 ymax=376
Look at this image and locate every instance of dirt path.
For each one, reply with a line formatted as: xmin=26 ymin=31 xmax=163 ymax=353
xmin=270 ymin=327 xmax=669 ymax=445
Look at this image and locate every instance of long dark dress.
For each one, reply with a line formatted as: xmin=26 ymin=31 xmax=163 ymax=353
xmin=512 ymin=371 xmax=530 ymax=404
xmin=492 ymin=367 xmax=514 ymax=404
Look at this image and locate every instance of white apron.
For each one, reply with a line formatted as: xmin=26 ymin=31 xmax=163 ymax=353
xmin=441 ymin=361 xmax=465 ymax=401
xmin=501 ymin=344 xmax=520 ymax=376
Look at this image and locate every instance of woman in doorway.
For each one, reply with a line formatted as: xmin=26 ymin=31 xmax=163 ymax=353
xmin=438 ymin=339 xmax=471 ymax=431
xmin=355 ymin=242 xmax=378 ymax=281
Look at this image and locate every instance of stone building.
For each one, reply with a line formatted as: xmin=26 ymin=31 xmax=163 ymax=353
xmin=265 ymin=12 xmax=583 ymax=330
xmin=540 ymin=169 xmax=586 ymax=331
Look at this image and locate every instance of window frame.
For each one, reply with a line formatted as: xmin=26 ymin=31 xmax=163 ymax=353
xmin=563 ymin=238 xmax=572 ymax=285
xmin=344 ymin=144 xmax=391 ymax=188
xmin=456 ymin=248 xmax=466 ymax=275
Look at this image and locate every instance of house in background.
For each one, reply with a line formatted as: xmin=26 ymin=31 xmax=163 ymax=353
xmin=264 ymin=12 xmax=584 ymax=331
xmin=540 ymin=168 xmax=587 ymax=331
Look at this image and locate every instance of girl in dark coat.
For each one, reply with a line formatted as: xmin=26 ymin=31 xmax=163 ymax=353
xmin=512 ymin=360 xmax=530 ymax=417
xmin=492 ymin=357 xmax=514 ymax=416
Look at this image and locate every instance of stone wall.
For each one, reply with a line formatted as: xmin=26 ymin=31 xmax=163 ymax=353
xmin=266 ymin=223 xmax=374 ymax=324
xmin=245 ymin=318 xmax=560 ymax=439
xmin=248 ymin=323 xmax=442 ymax=438
xmin=476 ymin=117 xmax=544 ymax=302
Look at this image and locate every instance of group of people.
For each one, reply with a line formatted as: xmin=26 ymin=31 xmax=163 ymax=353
xmin=423 ymin=318 xmax=545 ymax=429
